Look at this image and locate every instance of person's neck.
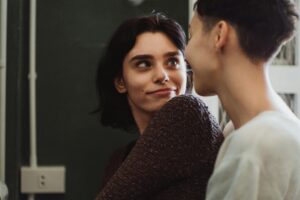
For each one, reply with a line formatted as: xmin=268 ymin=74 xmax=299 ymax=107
xmin=217 ymin=58 xmax=288 ymax=129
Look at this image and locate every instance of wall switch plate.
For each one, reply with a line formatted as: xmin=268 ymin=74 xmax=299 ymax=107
xmin=21 ymin=166 xmax=65 ymax=193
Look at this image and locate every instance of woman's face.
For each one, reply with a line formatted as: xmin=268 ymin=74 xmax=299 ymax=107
xmin=115 ymin=32 xmax=186 ymax=125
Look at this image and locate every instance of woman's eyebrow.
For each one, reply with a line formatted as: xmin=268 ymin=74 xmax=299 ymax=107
xmin=129 ymin=51 xmax=181 ymax=63
xmin=164 ymin=51 xmax=181 ymax=57
xmin=129 ymin=55 xmax=153 ymax=63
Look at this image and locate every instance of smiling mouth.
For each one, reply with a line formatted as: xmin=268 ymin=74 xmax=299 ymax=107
xmin=147 ymin=88 xmax=176 ymax=96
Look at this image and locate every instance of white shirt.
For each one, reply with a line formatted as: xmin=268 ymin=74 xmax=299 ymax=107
xmin=206 ymin=111 xmax=300 ymax=200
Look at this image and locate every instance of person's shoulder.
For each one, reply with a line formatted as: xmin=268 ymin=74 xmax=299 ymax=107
xmin=151 ymin=94 xmax=222 ymax=142
xmin=261 ymin=112 xmax=300 ymax=152
xmin=245 ymin=111 xmax=300 ymax=140
xmin=229 ymin=111 xmax=300 ymax=156
xmin=156 ymin=94 xmax=220 ymax=128
xmin=161 ymin=94 xmax=209 ymax=115
xmin=167 ymin=94 xmax=205 ymax=105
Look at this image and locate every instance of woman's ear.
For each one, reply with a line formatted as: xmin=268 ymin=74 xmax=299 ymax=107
xmin=214 ymin=20 xmax=229 ymax=51
xmin=114 ymin=76 xmax=127 ymax=93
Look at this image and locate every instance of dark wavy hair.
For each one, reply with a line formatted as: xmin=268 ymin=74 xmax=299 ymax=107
xmin=96 ymin=13 xmax=188 ymax=131
xmin=194 ymin=0 xmax=299 ymax=62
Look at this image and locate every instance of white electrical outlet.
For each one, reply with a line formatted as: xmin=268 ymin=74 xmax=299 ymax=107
xmin=21 ymin=166 xmax=65 ymax=193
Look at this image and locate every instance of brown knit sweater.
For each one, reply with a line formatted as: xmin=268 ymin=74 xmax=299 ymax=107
xmin=96 ymin=95 xmax=224 ymax=200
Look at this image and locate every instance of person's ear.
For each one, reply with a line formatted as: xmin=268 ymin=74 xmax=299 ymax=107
xmin=214 ymin=20 xmax=229 ymax=51
xmin=114 ymin=76 xmax=127 ymax=93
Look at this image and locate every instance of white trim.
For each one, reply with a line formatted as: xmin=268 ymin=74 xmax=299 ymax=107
xmin=28 ymin=0 xmax=37 ymax=199
xmin=29 ymin=0 xmax=37 ymax=168
xmin=0 ymin=0 xmax=8 ymax=182
xmin=189 ymin=0 xmax=195 ymax=21
xmin=269 ymin=66 xmax=300 ymax=117
xmin=269 ymin=0 xmax=300 ymax=118
xmin=199 ymin=95 xmax=220 ymax=120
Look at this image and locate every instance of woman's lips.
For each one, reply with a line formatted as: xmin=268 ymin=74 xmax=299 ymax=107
xmin=147 ymin=88 xmax=176 ymax=96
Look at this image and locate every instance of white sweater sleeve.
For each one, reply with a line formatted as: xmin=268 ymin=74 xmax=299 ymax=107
xmin=205 ymin=147 xmax=297 ymax=200
xmin=206 ymin=123 xmax=300 ymax=200
xmin=207 ymin=111 xmax=300 ymax=200
xmin=206 ymin=153 xmax=263 ymax=200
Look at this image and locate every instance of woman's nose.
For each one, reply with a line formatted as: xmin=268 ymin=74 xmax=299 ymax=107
xmin=153 ymin=65 xmax=169 ymax=84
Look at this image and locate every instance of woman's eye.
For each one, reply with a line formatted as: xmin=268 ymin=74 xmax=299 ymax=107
xmin=167 ymin=58 xmax=180 ymax=68
xmin=136 ymin=60 xmax=151 ymax=68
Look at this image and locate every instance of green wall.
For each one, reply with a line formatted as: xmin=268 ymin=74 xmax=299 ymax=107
xmin=6 ymin=0 xmax=188 ymax=199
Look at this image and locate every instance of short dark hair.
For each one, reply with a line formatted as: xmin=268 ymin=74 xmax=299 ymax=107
xmin=194 ymin=0 xmax=299 ymax=61
xmin=96 ymin=13 xmax=187 ymax=131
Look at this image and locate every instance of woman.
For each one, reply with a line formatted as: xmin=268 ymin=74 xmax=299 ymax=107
xmin=96 ymin=13 xmax=223 ymax=199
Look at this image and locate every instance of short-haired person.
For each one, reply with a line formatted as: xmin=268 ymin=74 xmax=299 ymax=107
xmin=95 ymin=13 xmax=224 ymax=199
xmin=186 ymin=0 xmax=300 ymax=199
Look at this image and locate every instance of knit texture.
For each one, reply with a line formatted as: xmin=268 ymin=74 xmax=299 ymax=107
xmin=96 ymin=95 xmax=224 ymax=200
